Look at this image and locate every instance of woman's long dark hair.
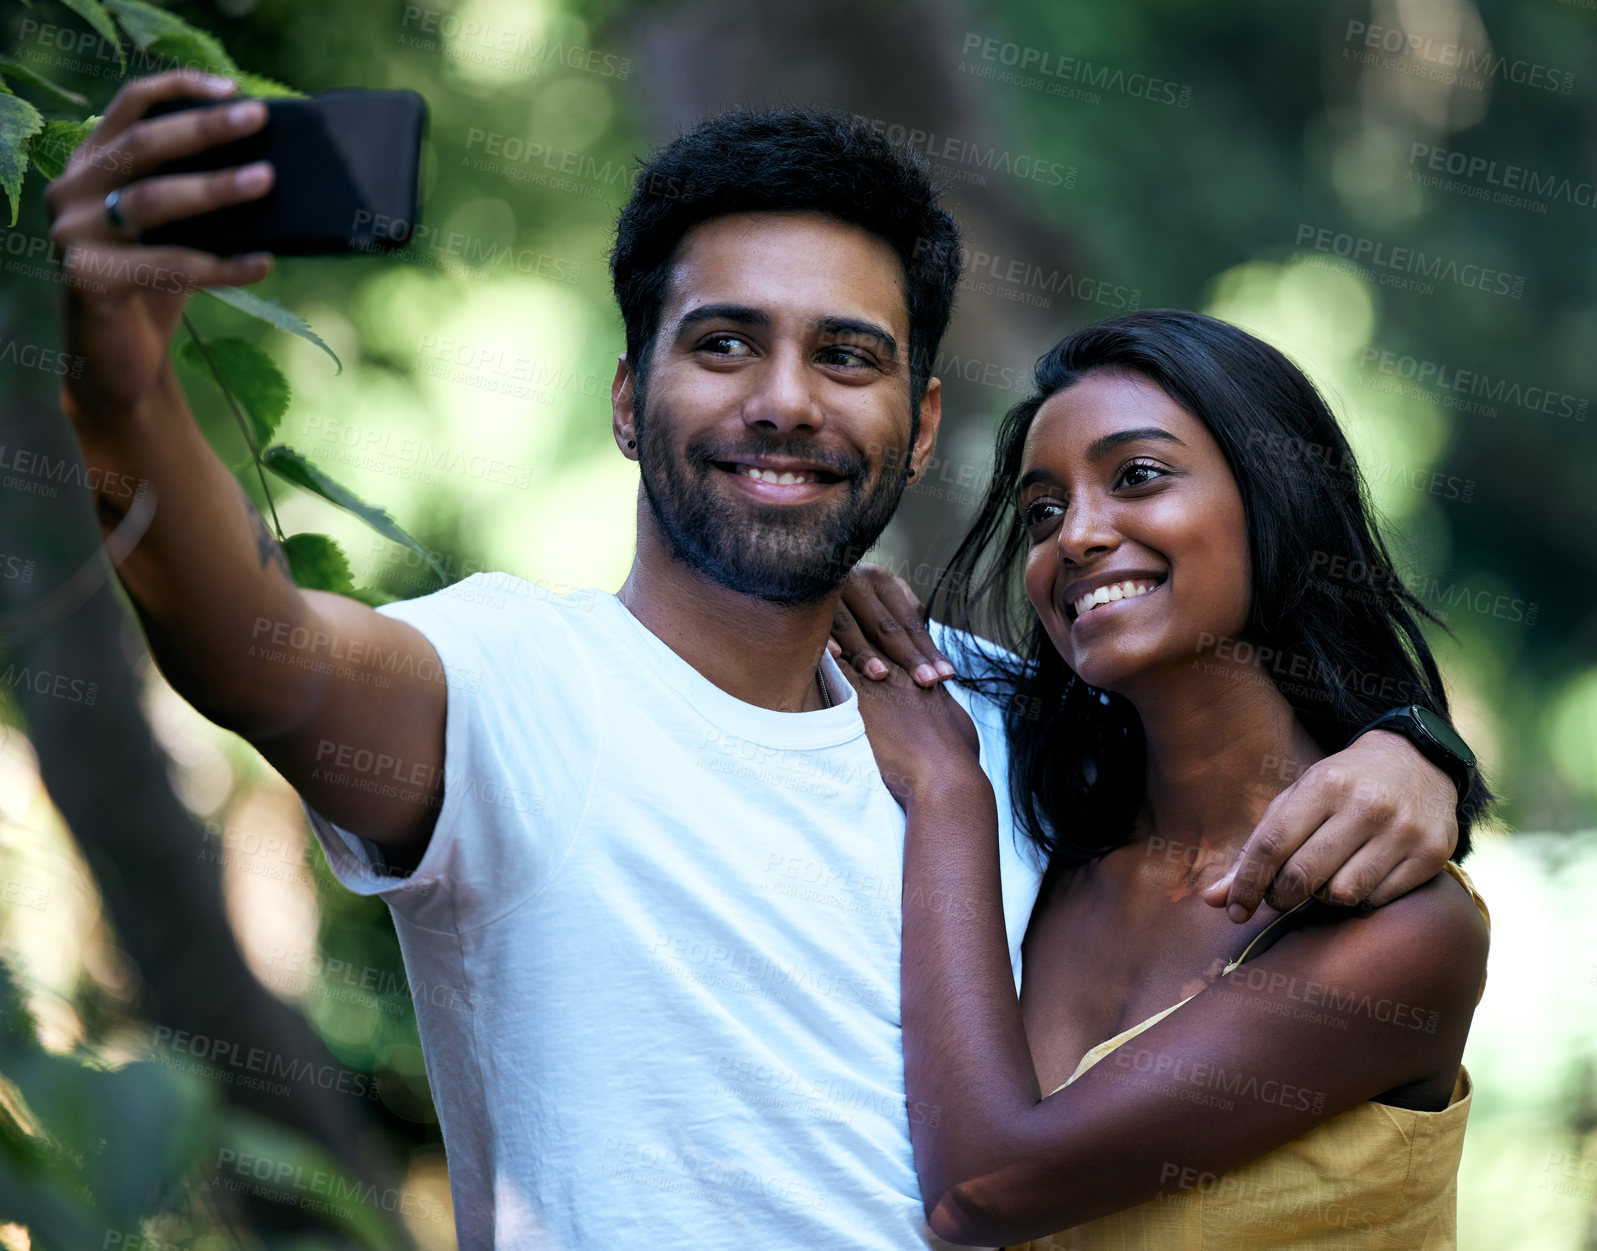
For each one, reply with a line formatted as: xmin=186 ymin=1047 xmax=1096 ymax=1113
xmin=929 ymin=309 xmax=1489 ymax=872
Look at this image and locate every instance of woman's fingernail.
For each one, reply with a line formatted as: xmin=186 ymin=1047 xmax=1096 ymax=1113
xmin=1228 ymin=904 xmax=1250 ymax=923
xmin=934 ymin=660 xmax=956 ymax=678
xmin=866 ymin=658 xmax=888 ymax=679
xmin=915 ymin=664 xmax=937 ymax=685
xmin=203 ymin=75 xmax=237 ymax=92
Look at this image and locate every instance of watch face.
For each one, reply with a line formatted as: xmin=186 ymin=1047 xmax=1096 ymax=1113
xmin=1413 ymin=705 xmax=1476 ymax=767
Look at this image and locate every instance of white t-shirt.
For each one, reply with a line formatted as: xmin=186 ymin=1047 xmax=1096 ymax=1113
xmin=303 ymin=571 xmax=1046 ymax=1250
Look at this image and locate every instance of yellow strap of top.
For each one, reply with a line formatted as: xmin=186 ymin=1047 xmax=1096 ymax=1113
xmin=1220 ymin=894 xmax=1317 ymax=976
xmin=1047 ymin=860 xmax=1491 ymax=1101
xmin=1222 ymin=859 xmax=1490 ymax=1000
xmin=1441 ymin=858 xmax=1491 ymax=1003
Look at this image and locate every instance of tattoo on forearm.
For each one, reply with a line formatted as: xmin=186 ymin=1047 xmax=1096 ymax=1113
xmin=246 ymin=499 xmax=292 ymax=581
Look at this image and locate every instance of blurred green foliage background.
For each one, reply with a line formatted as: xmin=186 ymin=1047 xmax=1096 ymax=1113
xmin=0 ymin=0 xmax=1594 ymax=1246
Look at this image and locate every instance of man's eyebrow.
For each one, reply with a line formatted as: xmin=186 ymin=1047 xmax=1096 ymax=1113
xmin=815 ymin=317 xmax=898 ymax=361
xmin=1086 ymin=427 xmax=1185 ymax=460
xmin=676 ymin=303 xmax=771 ymax=333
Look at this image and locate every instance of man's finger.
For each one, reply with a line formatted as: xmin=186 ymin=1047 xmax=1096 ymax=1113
xmin=1261 ymin=812 xmax=1371 ymax=913
xmin=1314 ymin=838 xmax=1388 ymax=911
xmin=96 ymin=69 xmax=237 ymax=146
xmin=48 ymin=71 xmax=243 ymax=220
xmin=1357 ymin=854 xmax=1440 ymax=910
xmin=58 ymin=242 xmax=271 ymax=298
xmin=1212 ymin=783 xmax=1329 ymax=921
xmin=107 ymin=161 xmax=275 ymax=235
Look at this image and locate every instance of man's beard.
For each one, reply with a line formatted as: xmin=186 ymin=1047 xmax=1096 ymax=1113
xmin=635 ymin=398 xmax=913 ymax=606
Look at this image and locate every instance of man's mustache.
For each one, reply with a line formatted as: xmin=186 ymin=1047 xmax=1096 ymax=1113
xmin=681 ymin=432 xmax=883 ymax=483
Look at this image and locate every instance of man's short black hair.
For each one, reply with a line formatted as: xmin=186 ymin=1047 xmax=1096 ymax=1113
xmin=610 ymin=108 xmax=963 ymax=417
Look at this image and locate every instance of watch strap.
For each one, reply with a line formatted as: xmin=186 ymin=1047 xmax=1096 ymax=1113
xmin=1350 ymin=705 xmax=1473 ymax=809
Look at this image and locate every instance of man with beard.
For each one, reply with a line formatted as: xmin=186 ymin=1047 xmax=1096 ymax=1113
xmin=46 ymin=71 xmax=1464 ymax=1249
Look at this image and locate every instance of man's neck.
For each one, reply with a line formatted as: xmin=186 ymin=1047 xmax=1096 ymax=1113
xmin=615 ymin=520 xmax=838 ymax=714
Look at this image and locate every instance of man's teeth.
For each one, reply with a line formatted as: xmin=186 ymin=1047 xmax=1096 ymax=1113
xmin=1072 ymin=579 xmax=1160 ymax=619
xmin=741 ymin=466 xmax=815 ymax=485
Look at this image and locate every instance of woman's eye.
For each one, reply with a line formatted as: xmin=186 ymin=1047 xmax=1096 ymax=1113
xmin=1019 ymin=498 xmax=1065 ymax=533
xmin=1118 ymin=459 xmax=1166 ymax=488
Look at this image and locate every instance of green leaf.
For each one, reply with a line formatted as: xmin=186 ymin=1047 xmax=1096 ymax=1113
xmin=104 ymin=0 xmax=237 ymax=77
xmin=60 ymin=0 xmax=124 ymax=73
xmin=262 ymin=446 xmax=447 ymax=580
xmin=283 ymin=535 xmax=353 ymax=594
xmin=0 ymin=93 xmax=44 ymax=228
xmin=177 ymin=335 xmax=291 ymax=448
xmin=202 ymin=286 xmax=344 ymax=373
xmin=282 ymin=533 xmax=357 ymax=594
xmin=26 ymin=116 xmax=99 ymax=182
xmin=216 ymin=1111 xmax=408 ymax=1251
xmin=80 ymin=1058 xmax=212 ymax=1223
xmin=235 ymin=71 xmax=303 ymax=99
xmin=0 ymin=958 xmax=218 ymax=1241
xmin=0 ymin=55 xmax=88 ymax=107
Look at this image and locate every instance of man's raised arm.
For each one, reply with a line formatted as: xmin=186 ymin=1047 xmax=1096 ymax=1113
xmin=45 ymin=70 xmax=443 ymax=864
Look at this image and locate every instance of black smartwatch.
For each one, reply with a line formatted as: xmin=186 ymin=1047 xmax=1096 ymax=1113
xmin=1351 ymin=705 xmax=1477 ymax=813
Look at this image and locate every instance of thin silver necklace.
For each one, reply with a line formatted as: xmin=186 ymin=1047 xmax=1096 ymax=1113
xmin=816 ymin=666 xmax=832 ymax=709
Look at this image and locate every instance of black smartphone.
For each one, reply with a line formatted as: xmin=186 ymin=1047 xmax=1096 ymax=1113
xmin=139 ymin=88 xmax=427 ymax=257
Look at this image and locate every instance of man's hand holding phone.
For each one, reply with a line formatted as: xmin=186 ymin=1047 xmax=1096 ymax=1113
xmin=39 ymin=68 xmax=447 ymax=861
xmin=44 ymin=69 xmax=276 ymax=421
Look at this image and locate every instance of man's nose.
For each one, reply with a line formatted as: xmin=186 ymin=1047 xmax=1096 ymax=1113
xmin=742 ymin=346 xmax=822 ymax=433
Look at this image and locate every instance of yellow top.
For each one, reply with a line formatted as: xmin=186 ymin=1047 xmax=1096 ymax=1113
xmin=1009 ymin=862 xmax=1489 ymax=1251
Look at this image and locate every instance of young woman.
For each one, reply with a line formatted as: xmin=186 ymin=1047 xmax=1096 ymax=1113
xmin=834 ymin=310 xmax=1490 ymax=1247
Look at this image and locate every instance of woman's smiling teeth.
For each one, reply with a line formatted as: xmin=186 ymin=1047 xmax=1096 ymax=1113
xmin=1070 ymin=578 xmax=1162 ymax=620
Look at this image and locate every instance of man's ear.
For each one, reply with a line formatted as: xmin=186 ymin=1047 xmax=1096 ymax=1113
xmin=907 ymin=375 xmax=942 ymax=480
xmin=612 ymin=354 xmax=638 ymax=460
